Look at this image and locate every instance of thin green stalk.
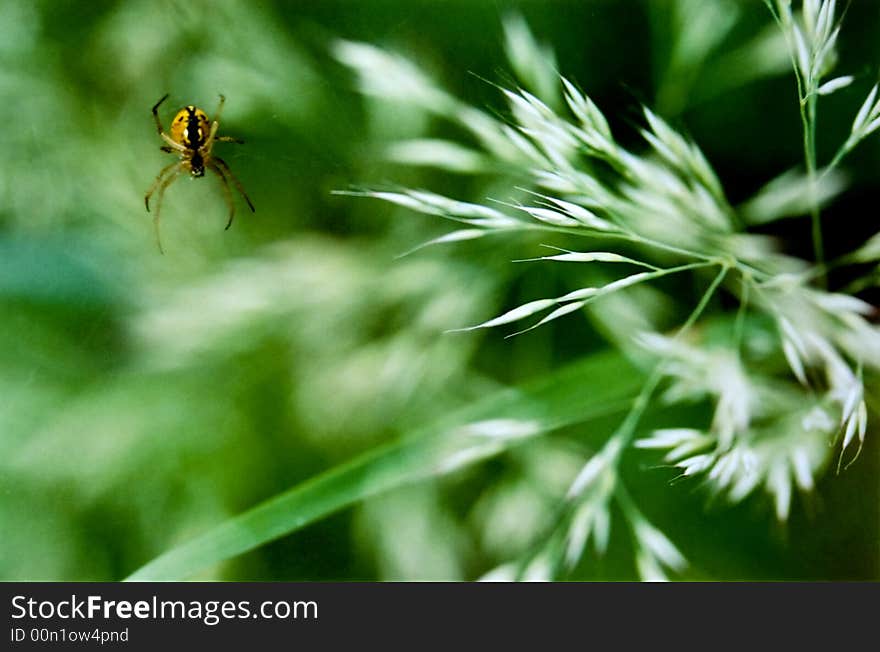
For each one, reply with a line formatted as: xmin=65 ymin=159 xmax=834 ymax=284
xmin=733 ymin=272 xmax=751 ymax=356
xmin=762 ymin=0 xmax=780 ymax=24
xmin=504 ymin=260 xmax=719 ymax=338
xmin=613 ymin=479 xmax=642 ymax=524
xmin=546 ymin=223 xmax=770 ymax=282
xmin=766 ymin=0 xmax=826 ymax=276
xmin=805 ymin=91 xmax=825 ymax=272
xmin=619 ymin=232 xmax=721 ymax=264
xmin=537 ymin=224 xmax=718 ymax=265
xmin=515 ymin=263 xmax=729 ymax=579
xmin=611 ymin=263 xmax=729 ymax=452
xmin=820 ymin=136 xmax=856 ymax=182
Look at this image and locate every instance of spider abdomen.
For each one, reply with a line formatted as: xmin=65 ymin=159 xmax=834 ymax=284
xmin=170 ymin=105 xmax=210 ymax=149
xmin=189 ymin=152 xmax=205 ymax=177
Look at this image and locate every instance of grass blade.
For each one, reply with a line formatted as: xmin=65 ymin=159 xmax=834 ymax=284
xmin=126 ymin=350 xmax=641 ymax=581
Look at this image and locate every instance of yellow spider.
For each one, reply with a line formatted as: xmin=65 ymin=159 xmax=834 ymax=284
xmin=145 ymin=93 xmax=254 ymax=253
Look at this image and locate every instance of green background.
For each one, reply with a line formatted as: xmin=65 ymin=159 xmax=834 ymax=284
xmin=1 ymin=0 xmax=877 ymax=581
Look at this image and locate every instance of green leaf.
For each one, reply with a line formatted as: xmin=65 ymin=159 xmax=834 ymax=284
xmin=125 ymin=349 xmax=642 ymax=581
xmin=739 ymin=167 xmax=846 ymax=225
xmin=850 ymin=232 xmax=880 ymax=263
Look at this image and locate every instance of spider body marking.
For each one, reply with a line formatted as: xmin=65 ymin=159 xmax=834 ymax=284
xmin=171 ymin=105 xmax=210 ymax=152
xmin=144 ymin=94 xmax=254 ymax=253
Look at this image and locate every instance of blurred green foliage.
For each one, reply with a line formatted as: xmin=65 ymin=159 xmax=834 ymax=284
xmin=0 ymin=0 xmax=877 ymax=581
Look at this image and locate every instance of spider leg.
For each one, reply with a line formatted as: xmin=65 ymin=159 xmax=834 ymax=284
xmin=207 ymin=161 xmax=236 ymax=230
xmin=145 ymin=160 xmax=183 ymax=212
xmin=151 ymin=93 xmax=186 ymax=152
xmin=151 ymin=94 xmax=170 ymax=134
xmin=213 ymin=156 xmax=255 ymax=213
xmin=215 ymin=136 xmax=244 ymax=144
xmin=161 ymin=133 xmax=186 ymax=152
xmin=151 ymin=166 xmax=185 ymax=254
xmin=204 ymin=94 xmax=226 ymax=151
xmin=213 ymin=93 xmax=226 ymax=124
